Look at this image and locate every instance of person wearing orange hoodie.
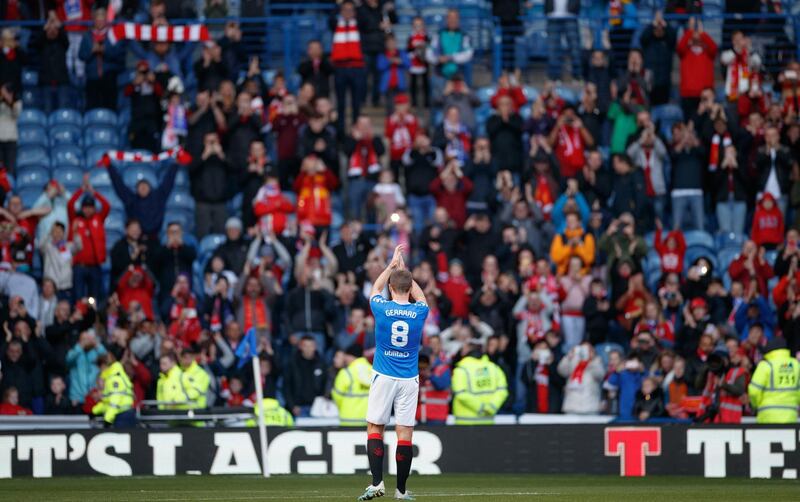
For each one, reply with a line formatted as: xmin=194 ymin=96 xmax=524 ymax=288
xmin=252 ymin=173 xmax=294 ymax=235
xmin=294 ymin=155 xmax=339 ymax=230
xmin=550 ymin=212 xmax=595 ymax=276
xmin=653 ymin=219 xmax=686 ymax=275
xmin=751 ymin=193 xmax=784 ymax=250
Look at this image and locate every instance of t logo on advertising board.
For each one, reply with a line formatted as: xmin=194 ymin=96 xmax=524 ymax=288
xmin=604 ymin=427 xmax=661 ymax=477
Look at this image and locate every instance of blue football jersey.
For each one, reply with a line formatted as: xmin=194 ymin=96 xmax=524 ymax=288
xmin=370 ymin=295 xmax=429 ymax=379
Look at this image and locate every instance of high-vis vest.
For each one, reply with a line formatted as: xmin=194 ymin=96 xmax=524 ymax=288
xmin=699 ymin=366 xmax=748 ymax=423
xmin=451 ymin=355 xmax=509 ymax=425
xmin=92 ymin=361 xmax=134 ymax=424
xmin=748 ymin=348 xmax=800 ymax=424
xmin=157 ymin=365 xmax=189 ymax=410
xmin=246 ymin=398 xmax=295 ymax=427
xmin=332 ymin=357 xmax=372 ymax=426
xmin=181 ymin=361 xmax=210 ymax=409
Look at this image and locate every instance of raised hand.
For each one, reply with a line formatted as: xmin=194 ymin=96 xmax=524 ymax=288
xmin=390 ymin=244 xmax=406 ymax=270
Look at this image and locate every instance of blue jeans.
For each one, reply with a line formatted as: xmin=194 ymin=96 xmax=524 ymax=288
xmin=652 ymin=195 xmax=667 ymax=226
xmin=346 ymin=178 xmax=376 ymax=220
xmin=73 ymin=265 xmax=103 ymax=301
xmin=334 ymin=67 xmax=367 ymax=131
xmin=671 ymin=194 xmax=704 ymax=231
xmin=546 ymin=17 xmax=582 ymax=80
xmin=716 ymin=199 xmax=746 ymax=235
xmin=407 ymin=194 xmax=436 ymax=235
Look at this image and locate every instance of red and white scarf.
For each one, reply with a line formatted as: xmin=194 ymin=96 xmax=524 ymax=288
xmin=330 ymin=18 xmax=364 ymax=67
xmin=408 ymin=30 xmax=428 ymax=74
xmin=569 ymin=359 xmax=590 ymax=384
xmin=97 ymin=147 xmax=192 ymax=167
xmin=708 ymin=132 xmax=732 ymax=171
xmin=347 ymin=139 xmax=381 ymax=178
xmin=725 ymin=49 xmax=751 ymax=101
xmin=534 ymin=362 xmax=549 ymax=413
xmin=107 ymin=23 xmax=209 ymax=45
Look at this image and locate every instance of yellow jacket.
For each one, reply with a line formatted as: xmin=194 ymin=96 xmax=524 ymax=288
xmin=749 ymin=348 xmax=800 ymax=424
xmin=157 ymin=365 xmax=189 ymax=410
xmin=332 ymin=357 xmax=372 ymax=426
xmin=181 ymin=361 xmax=210 ymax=409
xmin=246 ymin=398 xmax=295 ymax=427
xmin=452 ymin=355 xmax=508 ymax=425
xmin=91 ymin=362 xmax=134 ymax=424
xmin=550 ymin=228 xmax=595 ymax=276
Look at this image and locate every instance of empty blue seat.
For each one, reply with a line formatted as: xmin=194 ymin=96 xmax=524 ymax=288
xmin=523 ymin=86 xmax=539 ymax=103
xmin=716 ymin=232 xmax=746 ymax=251
xmin=199 ymin=233 xmax=226 ymax=258
xmin=555 ymin=85 xmax=578 ymax=104
xmin=22 ymin=69 xmax=38 ymax=87
xmin=105 ymin=211 xmax=126 ymax=233
xmin=17 ymin=146 xmax=49 ymax=168
xmin=173 ymin=166 xmax=189 ymax=188
xmin=476 ymin=86 xmax=496 ymax=105
xmin=17 ymin=187 xmax=41 ymax=208
xmin=167 ymin=189 xmax=195 ymax=212
xmin=83 ymin=108 xmax=118 ymax=127
xmin=85 ymin=145 xmax=114 ymax=170
xmin=718 ymin=248 xmax=740 ymax=274
xmin=18 ymin=109 xmax=47 ymax=128
xmin=88 ymin=168 xmax=113 ymax=190
xmin=49 ymin=124 xmax=82 ymax=147
xmin=122 ymin=165 xmax=157 ymax=189
xmin=51 ymin=145 xmax=83 ymax=168
xmin=16 ymin=165 xmax=50 ymax=190
xmin=52 ymin=166 xmax=83 ymax=192
xmin=48 ymin=108 xmax=82 ymax=127
xmin=684 ymin=230 xmax=715 ymax=250
xmin=18 ymin=126 xmax=48 ymax=147
xmin=84 ymin=126 xmax=118 ymax=148
xmin=21 ymin=89 xmax=39 ymax=109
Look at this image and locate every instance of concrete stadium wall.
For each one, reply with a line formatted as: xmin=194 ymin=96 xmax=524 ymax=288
xmin=1 ymin=425 xmax=799 ymax=479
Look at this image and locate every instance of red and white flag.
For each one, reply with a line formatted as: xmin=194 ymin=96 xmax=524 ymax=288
xmin=97 ymin=147 xmax=193 ymax=167
xmin=107 ymin=23 xmax=210 ymax=44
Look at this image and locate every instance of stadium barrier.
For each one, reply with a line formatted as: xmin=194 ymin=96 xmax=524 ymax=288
xmin=2 ymin=424 xmax=800 ymax=479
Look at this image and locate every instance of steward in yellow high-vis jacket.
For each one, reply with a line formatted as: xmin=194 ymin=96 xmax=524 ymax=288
xmin=157 ymin=353 xmax=189 ymax=409
xmin=749 ymin=337 xmax=800 ymax=424
xmin=246 ymin=397 xmax=295 ymax=427
xmin=92 ymin=354 xmax=134 ymax=426
xmin=331 ymin=346 xmax=372 ymax=426
xmin=180 ymin=347 xmax=210 ymax=409
xmin=452 ymin=348 xmax=508 ymax=425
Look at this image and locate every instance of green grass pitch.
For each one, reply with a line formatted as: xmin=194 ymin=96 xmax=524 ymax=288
xmin=1 ymin=474 xmax=795 ymax=501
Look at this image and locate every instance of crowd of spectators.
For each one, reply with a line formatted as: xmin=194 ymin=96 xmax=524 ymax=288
xmin=0 ymin=0 xmax=798 ymax=425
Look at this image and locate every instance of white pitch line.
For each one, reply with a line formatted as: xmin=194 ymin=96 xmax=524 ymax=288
xmin=135 ymin=492 xmax=560 ymax=501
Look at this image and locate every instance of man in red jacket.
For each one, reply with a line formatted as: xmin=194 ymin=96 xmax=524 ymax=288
xmin=68 ymin=176 xmax=110 ymax=300
xmin=676 ymin=17 xmax=717 ymax=120
xmin=429 ymin=161 xmax=473 ymax=228
xmin=728 ymin=239 xmax=774 ymax=299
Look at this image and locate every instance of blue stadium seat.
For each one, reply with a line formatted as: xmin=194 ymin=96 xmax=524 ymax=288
xmin=15 ymin=165 xmax=50 ymax=190
xmin=173 ymin=166 xmax=189 ymax=188
xmin=523 ymin=86 xmax=539 ymax=103
xmin=16 ymin=187 xmax=41 ymax=208
xmin=88 ymin=168 xmax=113 ymax=190
xmin=22 ymin=69 xmax=38 ymax=87
xmin=718 ymin=248 xmax=740 ymax=275
xmin=17 ymin=146 xmax=49 ymax=168
xmin=18 ymin=126 xmax=48 ymax=147
xmin=106 ymin=230 xmax=124 ymax=250
xmin=51 ymin=145 xmax=84 ymax=168
xmin=52 ymin=166 xmax=84 ymax=192
xmin=83 ymin=108 xmax=118 ymax=127
xmin=18 ymin=109 xmax=47 ymax=128
xmin=652 ymin=104 xmax=684 ymax=142
xmin=84 ymin=126 xmax=119 ymax=148
xmin=85 ymin=146 xmax=112 ymax=170
xmin=163 ymin=209 xmax=194 ymax=233
xmin=105 ymin=211 xmax=126 ymax=234
xmin=167 ymin=189 xmax=195 ymax=212
xmin=476 ymin=86 xmax=496 ymax=105
xmin=199 ymin=233 xmax=226 ymax=258
xmin=683 ymin=230 xmax=715 ymax=250
xmin=48 ymin=108 xmax=82 ymax=128
xmin=21 ymin=89 xmax=39 ymax=109
xmin=123 ymin=165 xmax=157 ymax=189
xmin=716 ymin=232 xmax=746 ymax=251
xmin=49 ymin=124 xmax=82 ymax=147
xmin=555 ymin=85 xmax=578 ymax=104
xmin=765 ymin=249 xmax=778 ymax=267
xmin=685 ymin=246 xmax=719 ymax=273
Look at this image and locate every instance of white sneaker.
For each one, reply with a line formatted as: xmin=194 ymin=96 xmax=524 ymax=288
xmin=394 ymin=489 xmax=415 ymax=500
xmin=357 ymin=481 xmax=385 ymax=501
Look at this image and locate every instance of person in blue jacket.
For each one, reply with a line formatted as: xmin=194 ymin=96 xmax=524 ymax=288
xmin=107 ymin=159 xmax=179 ymax=238
xmin=605 ymin=350 xmax=648 ymax=421
xmin=735 ymin=296 xmax=775 ymax=341
xmin=376 ymin=33 xmax=410 ymax=113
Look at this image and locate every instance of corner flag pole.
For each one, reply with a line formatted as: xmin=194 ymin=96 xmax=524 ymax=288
xmin=252 ymin=355 xmax=270 ymax=478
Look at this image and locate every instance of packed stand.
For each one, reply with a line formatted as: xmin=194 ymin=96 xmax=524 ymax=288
xmin=0 ymin=1 xmax=799 ymax=426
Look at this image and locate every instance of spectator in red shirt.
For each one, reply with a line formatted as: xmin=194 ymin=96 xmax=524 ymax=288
xmin=549 ymin=106 xmax=594 ymax=179
xmin=653 ymin=220 xmax=686 ymax=275
xmin=437 ymin=256 xmax=472 ymax=320
xmin=430 ymin=160 xmax=473 ymax=228
xmin=252 ymin=173 xmax=294 ymax=235
xmin=676 ymin=17 xmax=717 ymax=119
xmin=385 ymin=94 xmax=418 ymax=176
xmin=294 ymin=155 xmax=339 ymax=230
xmin=116 ymin=265 xmax=156 ymax=321
xmin=751 ymin=193 xmax=784 ymax=250
xmin=67 ymin=176 xmax=110 ymax=300
xmin=728 ymin=240 xmax=774 ymax=298
xmin=0 ymin=387 xmax=31 ymax=415
xmin=490 ymin=70 xmax=527 ymax=112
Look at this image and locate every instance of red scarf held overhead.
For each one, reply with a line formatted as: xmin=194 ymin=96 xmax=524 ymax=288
xmin=570 ymin=359 xmax=590 ymax=383
xmin=709 ymin=133 xmax=732 ymax=171
xmin=107 ymin=23 xmax=209 ymax=45
xmin=331 ymin=18 xmax=364 ymax=67
xmin=347 ymin=139 xmax=381 ymax=178
xmin=242 ymin=297 xmax=269 ymax=333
